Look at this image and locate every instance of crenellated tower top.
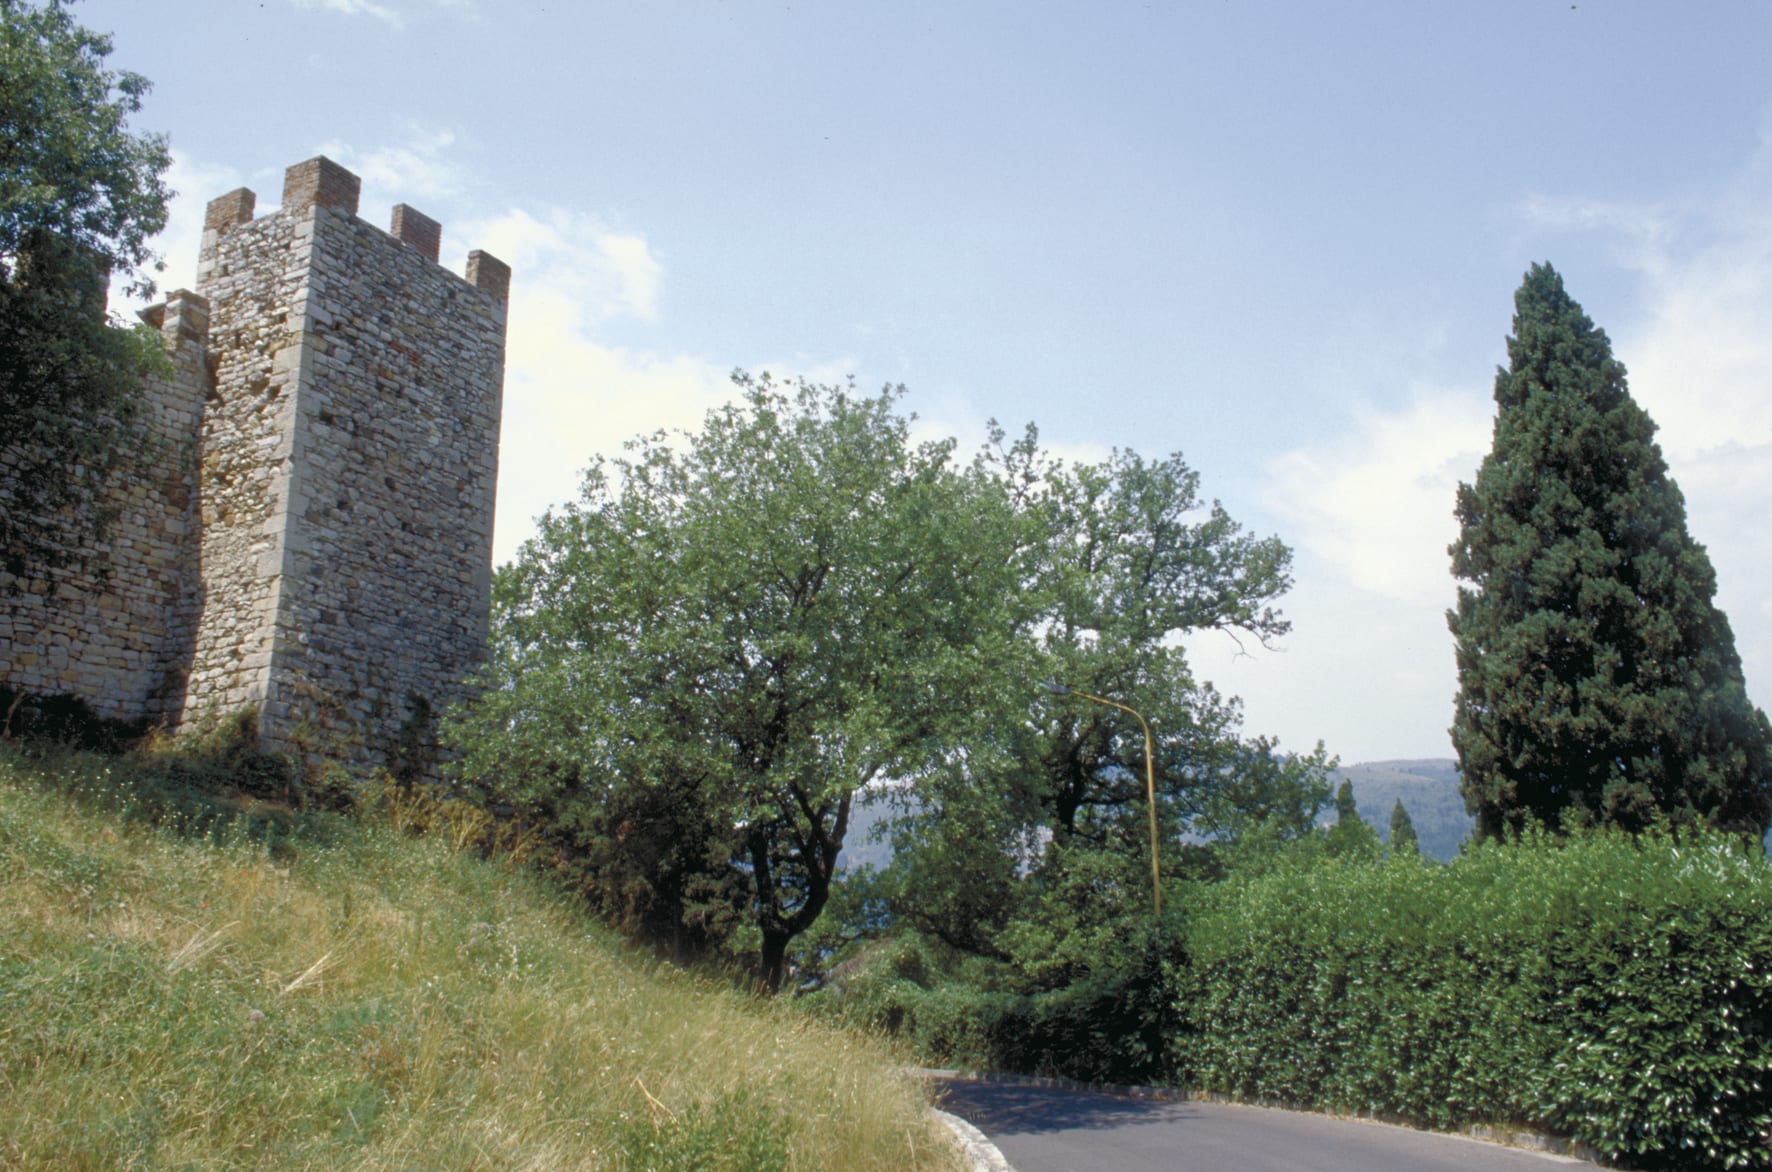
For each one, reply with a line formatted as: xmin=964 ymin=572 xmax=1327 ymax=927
xmin=198 ymin=156 xmax=509 ymax=302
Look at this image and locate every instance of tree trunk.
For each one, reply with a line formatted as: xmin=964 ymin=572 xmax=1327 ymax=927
xmin=758 ymin=928 xmax=792 ymax=994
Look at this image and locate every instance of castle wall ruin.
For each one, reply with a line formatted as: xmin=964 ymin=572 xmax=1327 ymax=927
xmin=0 ymin=156 xmax=510 ymax=774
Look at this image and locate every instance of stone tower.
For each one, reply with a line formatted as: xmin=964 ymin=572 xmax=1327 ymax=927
xmin=185 ymin=157 xmax=509 ymax=770
xmin=0 ymin=155 xmax=510 ymax=774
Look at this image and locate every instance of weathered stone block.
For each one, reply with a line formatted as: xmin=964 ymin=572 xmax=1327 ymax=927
xmin=390 ymin=204 xmax=442 ymax=262
xmin=282 ymin=157 xmax=361 ymax=217
xmin=204 ymin=188 xmax=256 ymax=234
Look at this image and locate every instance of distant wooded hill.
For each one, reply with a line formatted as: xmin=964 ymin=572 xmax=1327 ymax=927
xmin=1324 ymin=759 xmax=1471 ymax=861
xmin=838 ymin=759 xmax=1476 ymax=871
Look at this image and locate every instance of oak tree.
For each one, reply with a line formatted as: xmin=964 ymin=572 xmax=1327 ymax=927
xmin=887 ymin=427 xmax=1329 ymax=966
xmin=1 ymin=0 xmax=172 ymax=575
xmin=449 ymin=374 xmax=1021 ymax=990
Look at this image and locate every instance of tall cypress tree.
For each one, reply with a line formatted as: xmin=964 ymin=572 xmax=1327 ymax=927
xmin=1334 ymin=778 xmax=1359 ymax=825
xmin=1325 ymin=778 xmax=1378 ymax=857
xmin=1449 ymin=263 xmax=1772 ymax=840
xmin=1388 ymin=799 xmax=1418 ymax=855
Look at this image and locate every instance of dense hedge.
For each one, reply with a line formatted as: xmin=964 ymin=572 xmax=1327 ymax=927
xmin=823 ymin=927 xmax=1180 ymax=1086
xmin=1177 ymin=830 xmax=1772 ymax=1169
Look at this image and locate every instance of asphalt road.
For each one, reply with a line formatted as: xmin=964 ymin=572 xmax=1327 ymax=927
xmin=935 ymin=1079 xmax=1597 ymax=1172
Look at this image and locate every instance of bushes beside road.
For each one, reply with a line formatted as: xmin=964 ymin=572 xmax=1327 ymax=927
xmin=1179 ymin=829 xmax=1772 ymax=1169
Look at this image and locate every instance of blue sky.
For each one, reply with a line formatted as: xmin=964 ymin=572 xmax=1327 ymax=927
xmin=84 ymin=0 xmax=1772 ymax=763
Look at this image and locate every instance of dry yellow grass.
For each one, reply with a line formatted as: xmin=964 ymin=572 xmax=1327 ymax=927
xmin=0 ymin=747 xmax=961 ymax=1169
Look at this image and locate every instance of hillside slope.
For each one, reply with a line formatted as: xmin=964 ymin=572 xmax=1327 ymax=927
xmin=0 ymin=747 xmax=958 ymax=1170
xmin=1331 ymin=758 xmax=1472 ymax=860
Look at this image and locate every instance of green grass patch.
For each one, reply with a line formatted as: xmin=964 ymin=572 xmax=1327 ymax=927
xmin=0 ymin=743 xmax=957 ymax=1169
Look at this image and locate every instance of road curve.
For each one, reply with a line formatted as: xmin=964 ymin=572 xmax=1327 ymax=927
xmin=934 ymin=1078 xmax=1597 ymax=1172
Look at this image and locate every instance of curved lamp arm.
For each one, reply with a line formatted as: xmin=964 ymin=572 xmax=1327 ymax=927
xmin=1037 ymin=681 xmax=1162 ymax=917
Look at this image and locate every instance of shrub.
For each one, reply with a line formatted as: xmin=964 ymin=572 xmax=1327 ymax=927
xmin=826 ymin=917 xmax=1184 ymax=1086
xmin=1178 ymin=829 xmax=1772 ymax=1169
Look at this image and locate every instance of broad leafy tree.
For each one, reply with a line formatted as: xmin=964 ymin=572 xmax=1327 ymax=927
xmin=1 ymin=0 xmax=170 ymax=286
xmin=1019 ymin=438 xmax=1299 ymax=849
xmin=1449 ymin=263 xmax=1772 ymax=839
xmin=448 ymin=375 xmax=1022 ymax=989
xmin=884 ymin=425 xmax=1330 ymax=969
xmin=1 ymin=0 xmax=172 ymax=575
xmin=828 ymin=427 xmax=1328 ymax=1081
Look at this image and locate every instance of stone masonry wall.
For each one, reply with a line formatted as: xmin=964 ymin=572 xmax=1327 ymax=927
xmin=178 ymin=184 xmax=304 ymax=725
xmin=1 ymin=156 xmax=509 ymax=775
xmin=243 ymin=159 xmax=508 ymax=771
xmin=0 ymin=292 xmax=208 ymax=723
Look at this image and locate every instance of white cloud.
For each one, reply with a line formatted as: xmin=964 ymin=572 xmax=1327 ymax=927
xmin=1514 ymin=192 xmax=1677 ymax=276
xmin=469 ymin=208 xmax=664 ymax=327
xmin=452 ymin=207 xmax=729 ymax=561
xmin=1182 ymin=556 xmax=1458 ymax=763
xmin=288 ymin=0 xmax=481 ymax=32
xmin=467 ymin=207 xmax=877 ymax=562
xmin=1186 ymin=385 xmax=1488 ymax=760
xmin=1620 ymin=230 xmax=1772 ymax=462
xmin=316 ymin=127 xmax=464 ymax=208
xmin=493 ymin=337 xmax=733 ymax=564
xmin=1262 ymin=388 xmax=1491 ymax=606
xmin=1518 ymin=146 xmax=1772 ymax=464
xmin=1543 ymin=143 xmax=1772 ymax=697
xmin=291 ymin=0 xmax=405 ymax=28
xmin=490 ymin=249 xmax=731 ymax=561
xmin=467 ymin=213 xmax=722 ymax=563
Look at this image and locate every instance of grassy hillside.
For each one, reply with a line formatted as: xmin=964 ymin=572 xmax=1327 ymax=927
xmin=0 ymin=744 xmax=959 ymax=1170
xmin=1327 ymin=759 xmax=1472 ymax=860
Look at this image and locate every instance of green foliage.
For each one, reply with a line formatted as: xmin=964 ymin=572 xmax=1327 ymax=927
xmin=1 ymin=1 xmax=173 ymax=578
xmin=821 ymin=905 xmax=1186 ymax=1086
xmin=447 ymin=373 xmax=1023 ymax=989
xmin=1007 ymin=431 xmax=1304 ymax=858
xmin=801 ymin=422 xmax=1322 ymax=1079
xmin=1 ymin=708 xmax=313 ymax=850
xmin=1323 ymin=778 xmax=1379 ymax=859
xmin=1184 ymin=736 xmax=1335 ymax=854
xmin=1450 ymin=263 xmax=1772 ymax=840
xmin=453 ymin=367 xmax=1321 ymax=1043
xmin=0 ymin=0 xmax=171 ymax=289
xmin=611 ymin=1090 xmax=792 ymax=1172
xmin=1387 ymin=798 xmax=1418 ymax=855
xmin=1178 ymin=829 xmax=1772 ymax=1169
xmin=890 ymin=424 xmax=1327 ymax=969
xmin=0 ymin=234 xmax=171 ymax=576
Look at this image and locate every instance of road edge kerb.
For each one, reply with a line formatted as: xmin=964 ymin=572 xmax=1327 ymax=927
xmin=915 ymin=1068 xmax=1611 ymax=1167
xmin=932 ymin=1108 xmax=1016 ymax=1172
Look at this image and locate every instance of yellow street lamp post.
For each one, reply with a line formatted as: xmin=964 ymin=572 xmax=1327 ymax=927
xmin=1038 ymin=681 xmax=1162 ymax=917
